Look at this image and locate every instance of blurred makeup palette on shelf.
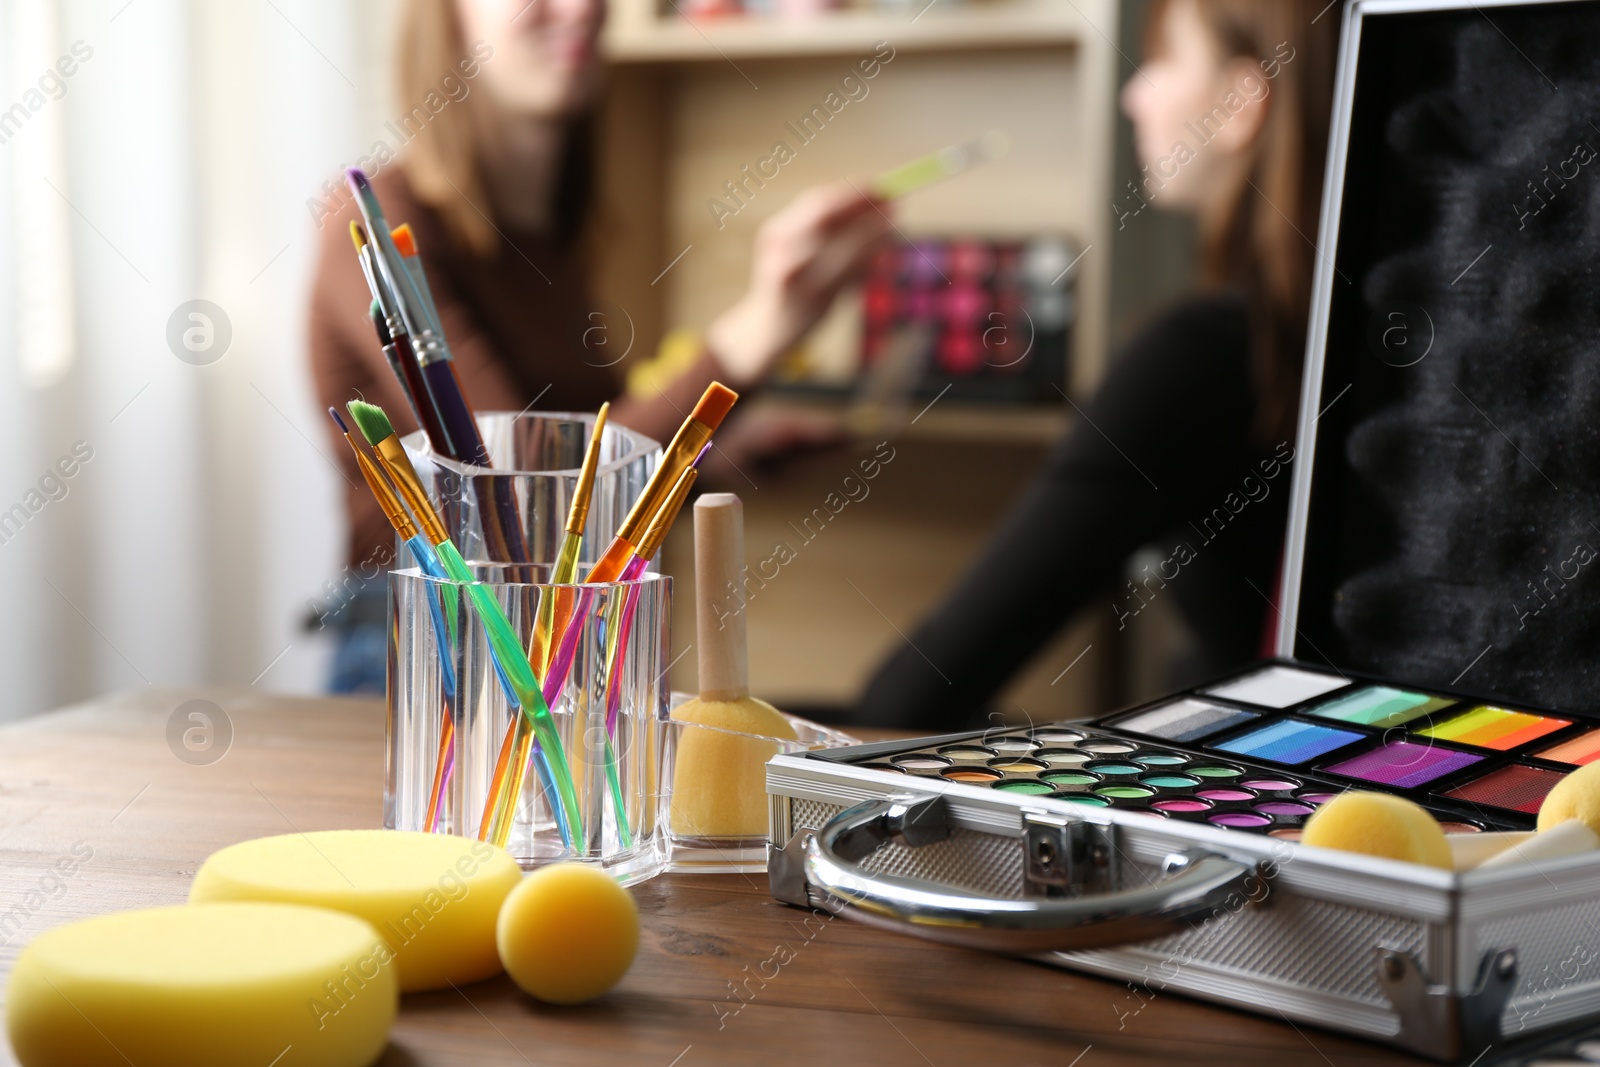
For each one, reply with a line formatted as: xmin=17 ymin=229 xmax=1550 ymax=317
xmin=836 ymin=660 xmax=1600 ymax=834
xmin=769 ymin=235 xmax=1081 ymax=406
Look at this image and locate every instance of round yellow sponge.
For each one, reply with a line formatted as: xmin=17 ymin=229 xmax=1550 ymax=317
xmin=496 ymin=863 xmax=639 ymax=1005
xmin=670 ymin=697 xmax=797 ymax=838
xmin=190 ymin=830 xmax=521 ymax=992
xmin=1301 ymin=791 xmax=1451 ymax=869
xmin=7 ymin=903 xmax=395 ymax=1067
xmin=1538 ymin=762 xmax=1600 ymax=832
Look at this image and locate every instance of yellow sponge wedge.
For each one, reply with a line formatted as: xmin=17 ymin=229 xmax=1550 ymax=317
xmin=670 ymin=697 xmax=797 ymax=838
xmin=1301 ymin=791 xmax=1452 ymax=869
xmin=7 ymin=903 xmax=395 ymax=1067
xmin=190 ymin=830 xmax=521 ymax=992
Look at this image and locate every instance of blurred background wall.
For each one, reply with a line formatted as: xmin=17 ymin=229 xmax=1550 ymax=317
xmin=0 ymin=0 xmax=1199 ymax=722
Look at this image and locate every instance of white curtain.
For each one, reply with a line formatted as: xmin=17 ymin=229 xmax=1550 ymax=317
xmin=0 ymin=0 xmax=398 ymax=718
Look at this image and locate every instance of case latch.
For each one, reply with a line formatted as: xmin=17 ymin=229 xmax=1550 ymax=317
xmin=1023 ymin=810 xmax=1118 ymax=899
xmin=1376 ymin=946 xmax=1516 ymax=1060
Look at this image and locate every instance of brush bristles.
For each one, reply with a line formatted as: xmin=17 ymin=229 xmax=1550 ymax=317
xmin=391 ymin=224 xmax=417 ymax=259
xmin=349 ymin=221 xmax=367 ymax=253
xmin=346 ymin=400 xmax=396 ymax=446
xmin=328 ymin=407 xmax=349 ymax=435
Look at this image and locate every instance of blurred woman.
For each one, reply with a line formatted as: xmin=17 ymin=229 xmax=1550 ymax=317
xmin=859 ymin=0 xmax=1341 ymax=728
xmin=310 ymin=0 xmax=890 ymax=691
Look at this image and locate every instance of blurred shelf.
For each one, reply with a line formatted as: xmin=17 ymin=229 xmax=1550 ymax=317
xmin=603 ymin=3 xmax=1088 ymax=62
xmin=758 ymin=393 xmax=1069 ymax=446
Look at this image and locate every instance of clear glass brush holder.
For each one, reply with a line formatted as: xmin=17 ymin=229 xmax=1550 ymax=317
xmin=388 ymin=564 xmax=671 ymax=886
xmin=402 ymin=412 xmax=661 ymax=568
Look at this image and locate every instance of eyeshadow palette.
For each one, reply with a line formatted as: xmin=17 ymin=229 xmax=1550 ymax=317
xmin=1088 ymin=662 xmax=1591 ymax=830
xmin=832 ymin=660 xmax=1595 ymax=835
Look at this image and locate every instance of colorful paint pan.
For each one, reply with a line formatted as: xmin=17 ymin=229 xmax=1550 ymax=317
xmin=1322 ymin=741 xmax=1483 ymax=789
xmin=1038 ymin=750 xmax=1091 ymax=766
xmin=1095 ymin=785 xmax=1154 ymax=799
xmin=1084 ymin=762 xmax=1142 ymax=775
xmin=1031 ymin=729 xmax=1084 ymax=744
xmin=893 ymin=756 xmax=951 ymax=770
xmin=989 ymin=739 xmax=1040 ymax=754
xmin=1140 ymin=775 xmax=1200 ymax=788
xmin=989 ymin=758 xmax=1047 ymax=773
xmin=1058 ymin=795 xmax=1109 ymax=806
xmin=1152 ymin=798 xmax=1211 ymax=813
xmin=995 ymin=780 xmax=1054 ymax=795
xmin=1240 ymin=779 xmax=1298 ymax=791
xmin=1307 ymin=686 xmax=1455 ymax=728
xmin=942 ymin=768 xmax=1001 ymax=783
xmin=1042 ymin=771 xmax=1097 ymax=786
xmin=1197 ymin=788 xmax=1254 ymax=801
xmin=1202 ymin=665 xmax=1349 ymax=708
xmin=1135 ymin=754 xmax=1188 ymax=766
xmin=1255 ymin=801 xmax=1315 ymax=816
xmin=1443 ymin=764 xmax=1567 ymax=813
xmin=1079 ymin=740 xmax=1136 ymax=754
xmin=1189 ymin=765 xmax=1243 ymax=779
xmin=1210 ymin=812 xmax=1272 ymax=828
xmin=1110 ymin=699 xmax=1258 ymax=743
xmin=1216 ymin=721 xmax=1363 ymax=765
xmin=1537 ymin=730 xmax=1600 ymax=766
xmin=1419 ymin=706 xmax=1571 ymax=751
xmin=938 ymin=745 xmax=994 ymax=760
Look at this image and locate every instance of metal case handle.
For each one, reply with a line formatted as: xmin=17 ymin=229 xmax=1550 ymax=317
xmin=775 ymin=796 xmax=1257 ymax=953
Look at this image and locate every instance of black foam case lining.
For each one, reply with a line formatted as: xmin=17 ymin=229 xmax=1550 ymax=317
xmin=1295 ymin=2 xmax=1600 ymax=713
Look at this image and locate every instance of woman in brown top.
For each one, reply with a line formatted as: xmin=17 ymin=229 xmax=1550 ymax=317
xmin=310 ymin=0 xmax=891 ymax=690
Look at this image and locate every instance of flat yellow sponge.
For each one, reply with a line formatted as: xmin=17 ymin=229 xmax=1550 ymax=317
xmin=670 ymin=697 xmax=797 ymax=838
xmin=1538 ymin=761 xmax=1600 ymax=832
xmin=7 ymin=903 xmax=395 ymax=1067
xmin=1301 ymin=791 xmax=1451 ymax=869
xmin=190 ymin=830 xmax=521 ymax=992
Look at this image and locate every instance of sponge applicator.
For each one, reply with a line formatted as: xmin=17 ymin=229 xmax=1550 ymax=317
xmin=7 ymin=903 xmax=396 ymax=1067
xmin=669 ymin=493 xmax=796 ymax=839
xmin=1300 ymin=791 xmax=1452 ymax=869
xmin=190 ymin=830 xmax=521 ymax=992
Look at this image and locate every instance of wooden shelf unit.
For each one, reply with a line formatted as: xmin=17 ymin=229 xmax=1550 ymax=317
xmin=594 ymin=0 xmax=1123 ymax=715
xmin=604 ymin=2 xmax=1088 ymax=61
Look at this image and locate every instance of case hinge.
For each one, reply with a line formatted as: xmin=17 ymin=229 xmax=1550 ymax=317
xmin=1376 ymin=945 xmax=1516 ymax=1060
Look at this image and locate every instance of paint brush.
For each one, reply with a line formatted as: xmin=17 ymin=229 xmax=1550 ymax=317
xmin=350 ymin=222 xmax=450 ymax=455
xmin=345 ymin=169 xmax=527 ymax=563
xmin=530 ymin=403 xmax=610 ymax=674
xmin=330 ymin=406 xmax=459 ymax=833
xmin=873 ymin=129 xmax=1011 ymax=200
xmin=516 ymin=464 xmax=698 ymax=855
xmin=345 ymin=399 xmax=582 ymax=846
xmin=583 ymin=382 xmax=739 ymax=584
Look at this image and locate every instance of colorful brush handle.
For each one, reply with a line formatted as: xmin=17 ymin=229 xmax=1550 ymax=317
xmin=432 ymin=539 xmax=584 ymax=843
xmin=406 ymin=536 xmax=459 ymax=834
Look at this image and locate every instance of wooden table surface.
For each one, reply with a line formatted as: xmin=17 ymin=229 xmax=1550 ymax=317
xmin=0 ymin=689 xmax=1438 ymax=1066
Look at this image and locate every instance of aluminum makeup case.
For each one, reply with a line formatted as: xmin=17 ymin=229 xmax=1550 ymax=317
xmin=766 ymin=1 xmax=1600 ymax=1058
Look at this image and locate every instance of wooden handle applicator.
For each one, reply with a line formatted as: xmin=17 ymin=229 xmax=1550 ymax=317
xmin=669 ymin=494 xmax=797 ymax=840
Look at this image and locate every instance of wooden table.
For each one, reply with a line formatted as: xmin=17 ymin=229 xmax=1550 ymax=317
xmin=0 ymin=689 xmax=1434 ymax=1066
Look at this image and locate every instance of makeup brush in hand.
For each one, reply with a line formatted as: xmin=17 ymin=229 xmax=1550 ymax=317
xmin=669 ymin=494 xmax=797 ymax=840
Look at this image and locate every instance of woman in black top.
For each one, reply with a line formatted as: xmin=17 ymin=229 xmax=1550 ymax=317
xmin=860 ymin=0 xmax=1341 ymax=730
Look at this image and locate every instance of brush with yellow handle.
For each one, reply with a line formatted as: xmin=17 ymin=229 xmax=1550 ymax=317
xmin=669 ymin=493 xmax=797 ymax=840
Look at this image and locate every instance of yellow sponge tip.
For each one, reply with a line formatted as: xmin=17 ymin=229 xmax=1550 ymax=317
xmin=1300 ymin=791 xmax=1451 ymax=869
xmin=190 ymin=830 xmax=522 ymax=992
xmin=6 ymin=903 xmax=396 ymax=1067
xmin=1538 ymin=762 xmax=1600 ymax=832
xmin=497 ymin=863 xmax=639 ymax=1005
xmin=670 ymin=696 xmax=796 ymax=838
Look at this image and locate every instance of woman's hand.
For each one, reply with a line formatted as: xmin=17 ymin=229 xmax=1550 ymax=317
xmin=706 ymin=183 xmax=893 ymax=386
